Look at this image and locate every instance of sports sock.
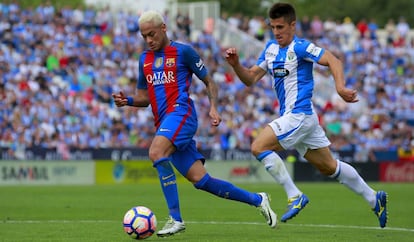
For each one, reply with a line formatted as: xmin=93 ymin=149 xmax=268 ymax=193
xmin=194 ymin=173 xmax=262 ymax=206
xmin=257 ymin=151 xmax=301 ymax=198
xmin=153 ymin=157 xmax=182 ymax=222
xmin=329 ymin=160 xmax=376 ymax=207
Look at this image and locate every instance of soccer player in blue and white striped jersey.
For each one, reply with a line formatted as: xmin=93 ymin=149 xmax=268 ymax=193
xmin=225 ymin=2 xmax=387 ymax=228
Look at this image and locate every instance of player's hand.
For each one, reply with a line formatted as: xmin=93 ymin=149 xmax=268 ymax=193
xmin=224 ymin=48 xmax=240 ymax=67
xmin=209 ymin=108 xmax=222 ymax=127
xmin=112 ymin=91 xmax=128 ymax=107
xmin=337 ymin=87 xmax=359 ymax=103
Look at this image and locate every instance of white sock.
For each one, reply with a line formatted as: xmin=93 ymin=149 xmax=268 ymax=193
xmin=260 ymin=152 xmax=301 ymax=199
xmin=330 ymin=160 xmax=376 ymax=207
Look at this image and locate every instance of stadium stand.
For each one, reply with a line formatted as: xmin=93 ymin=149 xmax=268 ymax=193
xmin=0 ymin=2 xmax=413 ymax=162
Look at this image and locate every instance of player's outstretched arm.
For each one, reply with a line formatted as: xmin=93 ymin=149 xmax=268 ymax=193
xmin=224 ymin=47 xmax=266 ymax=86
xmin=112 ymin=91 xmax=128 ymax=107
xmin=200 ymin=75 xmax=221 ymax=127
xmin=317 ymin=50 xmax=358 ymax=103
xmin=112 ymin=89 xmax=150 ymax=107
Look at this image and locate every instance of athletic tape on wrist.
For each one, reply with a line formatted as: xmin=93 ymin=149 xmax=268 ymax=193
xmin=127 ymin=96 xmax=134 ymax=106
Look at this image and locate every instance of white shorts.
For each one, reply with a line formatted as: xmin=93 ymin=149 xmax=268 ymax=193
xmin=268 ymin=112 xmax=331 ymax=157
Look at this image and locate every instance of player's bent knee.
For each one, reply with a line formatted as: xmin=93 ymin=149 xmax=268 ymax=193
xmin=148 ymin=150 xmax=166 ymax=162
xmin=251 ymin=143 xmax=263 ymax=157
xmin=193 ymin=173 xmax=210 ymax=189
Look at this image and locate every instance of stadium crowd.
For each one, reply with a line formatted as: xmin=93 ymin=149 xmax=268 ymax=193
xmin=1 ymin=2 xmax=413 ymax=162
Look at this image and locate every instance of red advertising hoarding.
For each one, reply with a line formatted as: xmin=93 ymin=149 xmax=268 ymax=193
xmin=380 ymin=161 xmax=414 ymax=182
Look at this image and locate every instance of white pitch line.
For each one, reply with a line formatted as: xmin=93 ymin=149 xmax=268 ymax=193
xmin=3 ymin=220 xmax=413 ymax=233
xmin=185 ymin=221 xmax=414 ymax=233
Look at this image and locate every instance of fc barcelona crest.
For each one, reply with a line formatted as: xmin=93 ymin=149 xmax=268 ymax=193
xmin=166 ymin=58 xmax=175 ymax=67
xmin=155 ymin=57 xmax=163 ymax=68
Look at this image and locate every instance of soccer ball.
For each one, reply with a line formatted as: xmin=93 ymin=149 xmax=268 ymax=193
xmin=123 ymin=206 xmax=157 ymax=240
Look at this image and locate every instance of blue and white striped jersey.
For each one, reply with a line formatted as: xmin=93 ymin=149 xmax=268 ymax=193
xmin=256 ymin=36 xmax=325 ymax=116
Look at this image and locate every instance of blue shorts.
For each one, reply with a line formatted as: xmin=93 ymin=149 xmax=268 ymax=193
xmin=156 ymin=113 xmax=205 ymax=176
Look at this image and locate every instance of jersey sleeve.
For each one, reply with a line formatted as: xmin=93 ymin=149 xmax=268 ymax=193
xmin=137 ymin=54 xmax=147 ymax=89
xmin=256 ymin=41 xmax=274 ymax=71
xmin=296 ymin=40 xmax=325 ymax=62
xmin=256 ymin=47 xmax=268 ymax=71
xmin=182 ymin=45 xmax=208 ymax=80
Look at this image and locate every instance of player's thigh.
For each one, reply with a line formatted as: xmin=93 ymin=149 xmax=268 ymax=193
xmin=267 ymin=113 xmax=308 ymax=152
xmin=252 ymin=125 xmax=283 ymax=154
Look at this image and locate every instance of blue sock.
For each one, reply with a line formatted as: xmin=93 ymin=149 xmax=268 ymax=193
xmin=153 ymin=158 xmax=182 ymax=222
xmin=194 ymin=173 xmax=261 ymax=206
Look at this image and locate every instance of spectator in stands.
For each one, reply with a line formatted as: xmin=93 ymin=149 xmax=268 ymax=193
xmin=175 ymin=11 xmax=191 ymax=39
xmin=340 ymin=16 xmax=355 ymax=47
xmin=0 ymin=1 xmax=413 ymax=165
xmin=299 ymin=15 xmax=311 ymax=38
xmin=367 ymin=18 xmax=378 ymax=40
xmin=226 ymin=12 xmax=242 ymax=30
xmin=356 ymin=18 xmax=369 ymax=38
xmin=310 ymin=15 xmax=323 ymax=39
xmin=384 ymin=18 xmax=397 ymax=45
xmin=323 ymin=17 xmax=336 ymax=37
xmin=396 ymin=16 xmax=410 ymax=41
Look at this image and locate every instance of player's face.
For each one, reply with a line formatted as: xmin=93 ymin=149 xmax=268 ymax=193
xmin=140 ymin=22 xmax=169 ymax=51
xmin=269 ymin=17 xmax=296 ymax=48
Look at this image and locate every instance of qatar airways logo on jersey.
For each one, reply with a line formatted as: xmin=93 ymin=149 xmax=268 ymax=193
xmin=146 ymin=71 xmax=176 ymax=85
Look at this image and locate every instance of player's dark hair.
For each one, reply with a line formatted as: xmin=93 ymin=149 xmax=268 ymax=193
xmin=268 ymin=2 xmax=296 ymax=23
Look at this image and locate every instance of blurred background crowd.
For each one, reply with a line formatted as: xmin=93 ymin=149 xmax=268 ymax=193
xmin=1 ymin=2 xmax=413 ymax=162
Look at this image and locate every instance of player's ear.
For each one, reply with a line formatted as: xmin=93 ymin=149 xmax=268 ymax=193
xmin=161 ymin=23 xmax=167 ymax=32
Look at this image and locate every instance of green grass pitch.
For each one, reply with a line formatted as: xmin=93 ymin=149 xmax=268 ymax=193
xmin=0 ymin=182 xmax=413 ymax=242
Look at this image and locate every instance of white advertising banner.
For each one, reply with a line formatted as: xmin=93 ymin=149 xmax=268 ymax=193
xmin=0 ymin=161 xmax=95 ymax=185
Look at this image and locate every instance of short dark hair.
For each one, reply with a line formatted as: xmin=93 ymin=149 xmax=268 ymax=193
xmin=268 ymin=2 xmax=296 ymax=23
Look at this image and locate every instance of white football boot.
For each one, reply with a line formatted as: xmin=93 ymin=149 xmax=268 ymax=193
xmin=258 ymin=192 xmax=278 ymax=228
xmin=156 ymin=216 xmax=186 ymax=237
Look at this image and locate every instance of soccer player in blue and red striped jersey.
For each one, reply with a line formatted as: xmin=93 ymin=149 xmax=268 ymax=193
xmin=112 ymin=10 xmax=277 ymax=237
xmin=225 ymin=2 xmax=387 ymax=228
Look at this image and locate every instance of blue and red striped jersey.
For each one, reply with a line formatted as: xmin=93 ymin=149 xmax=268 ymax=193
xmin=137 ymin=41 xmax=208 ymax=127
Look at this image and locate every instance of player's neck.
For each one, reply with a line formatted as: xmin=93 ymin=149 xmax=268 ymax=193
xmin=160 ymin=39 xmax=171 ymax=50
